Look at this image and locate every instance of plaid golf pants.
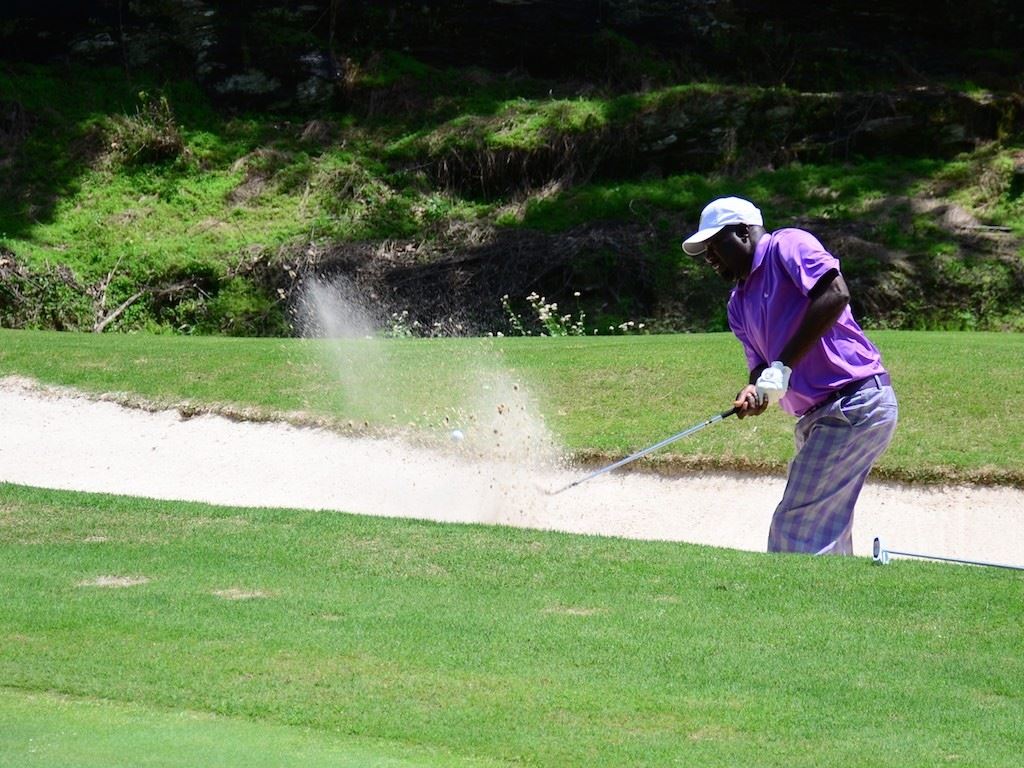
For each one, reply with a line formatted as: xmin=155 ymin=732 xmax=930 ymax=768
xmin=768 ymin=383 xmax=898 ymax=555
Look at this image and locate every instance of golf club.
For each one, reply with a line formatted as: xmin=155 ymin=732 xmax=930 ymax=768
xmin=548 ymin=406 xmax=739 ymax=496
xmin=872 ymin=537 xmax=1024 ymax=571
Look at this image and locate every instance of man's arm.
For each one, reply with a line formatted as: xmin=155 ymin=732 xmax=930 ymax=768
xmin=734 ymin=271 xmax=849 ymax=417
xmin=777 ymin=270 xmax=849 ymax=367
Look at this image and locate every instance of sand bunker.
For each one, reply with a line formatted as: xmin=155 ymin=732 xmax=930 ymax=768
xmin=2 ymin=375 xmax=1022 ymax=565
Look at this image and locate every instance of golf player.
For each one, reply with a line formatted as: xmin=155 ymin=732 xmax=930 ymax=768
xmin=682 ymin=197 xmax=898 ymax=555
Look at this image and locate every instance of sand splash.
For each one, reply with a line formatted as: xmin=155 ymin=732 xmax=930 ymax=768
xmin=291 ymin=276 xmax=565 ymax=524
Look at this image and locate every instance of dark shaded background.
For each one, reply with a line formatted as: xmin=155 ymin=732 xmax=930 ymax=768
xmin=3 ymin=1 xmax=1022 ymax=108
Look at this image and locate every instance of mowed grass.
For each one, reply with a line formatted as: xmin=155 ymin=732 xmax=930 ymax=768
xmin=0 ymin=690 xmax=501 ymax=768
xmin=1 ymin=328 xmax=1022 ymax=483
xmin=2 ymin=484 xmax=1023 ymax=767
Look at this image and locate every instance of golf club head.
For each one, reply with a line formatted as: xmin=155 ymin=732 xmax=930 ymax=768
xmin=872 ymin=537 xmax=890 ymax=565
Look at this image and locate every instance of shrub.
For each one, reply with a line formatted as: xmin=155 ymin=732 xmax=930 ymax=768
xmin=107 ymin=91 xmax=185 ymax=166
xmin=200 ymin=277 xmax=287 ymax=336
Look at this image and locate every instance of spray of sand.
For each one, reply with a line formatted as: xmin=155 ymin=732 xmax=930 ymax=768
xmin=292 ymin=276 xmax=564 ymax=526
xmin=293 ymin=276 xmax=386 ymax=419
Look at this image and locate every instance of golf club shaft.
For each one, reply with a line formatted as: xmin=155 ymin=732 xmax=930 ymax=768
xmin=883 ymin=548 xmax=1024 ymax=571
xmin=550 ymin=406 xmax=738 ymax=495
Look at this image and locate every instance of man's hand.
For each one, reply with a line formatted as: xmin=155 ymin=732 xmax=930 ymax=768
xmin=733 ymin=384 xmax=769 ymax=419
xmin=755 ymin=361 xmax=792 ymax=405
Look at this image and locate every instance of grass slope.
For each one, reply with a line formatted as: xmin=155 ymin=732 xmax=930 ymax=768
xmin=2 ymin=63 xmax=1022 ymax=333
xmin=1 ymin=328 xmax=1022 ymax=484
xmin=1 ymin=484 xmax=1022 ymax=767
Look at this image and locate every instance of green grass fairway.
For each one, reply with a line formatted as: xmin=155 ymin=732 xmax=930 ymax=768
xmin=1 ymin=328 xmax=1022 ymax=483
xmin=2 ymin=484 xmax=1023 ymax=767
xmin=0 ymin=689 xmax=503 ymax=768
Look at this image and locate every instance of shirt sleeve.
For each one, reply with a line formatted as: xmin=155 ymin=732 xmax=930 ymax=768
xmin=777 ymin=229 xmax=840 ymax=296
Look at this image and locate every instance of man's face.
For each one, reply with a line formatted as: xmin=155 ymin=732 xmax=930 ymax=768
xmin=702 ymin=225 xmax=753 ymax=283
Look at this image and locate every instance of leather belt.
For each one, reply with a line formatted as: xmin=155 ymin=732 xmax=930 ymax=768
xmin=808 ymin=372 xmax=891 ymax=414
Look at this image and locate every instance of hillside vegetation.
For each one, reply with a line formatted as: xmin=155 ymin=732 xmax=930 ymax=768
xmin=2 ymin=4 xmax=1023 ymax=335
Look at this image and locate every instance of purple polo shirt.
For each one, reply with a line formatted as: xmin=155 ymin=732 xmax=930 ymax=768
xmin=727 ymin=228 xmax=886 ymax=417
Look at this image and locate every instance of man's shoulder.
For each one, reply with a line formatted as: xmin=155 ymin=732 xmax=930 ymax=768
xmin=768 ymin=227 xmax=826 ymax=249
xmin=764 ymin=228 xmax=832 ymax=265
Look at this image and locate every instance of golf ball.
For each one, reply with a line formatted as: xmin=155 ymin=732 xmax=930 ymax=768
xmin=450 ymin=429 xmax=465 ymax=442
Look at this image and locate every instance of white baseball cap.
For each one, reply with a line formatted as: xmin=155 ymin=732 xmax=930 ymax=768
xmin=682 ymin=197 xmax=763 ymax=255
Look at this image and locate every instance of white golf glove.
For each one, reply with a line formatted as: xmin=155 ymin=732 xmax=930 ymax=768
xmin=755 ymin=361 xmax=792 ymax=405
